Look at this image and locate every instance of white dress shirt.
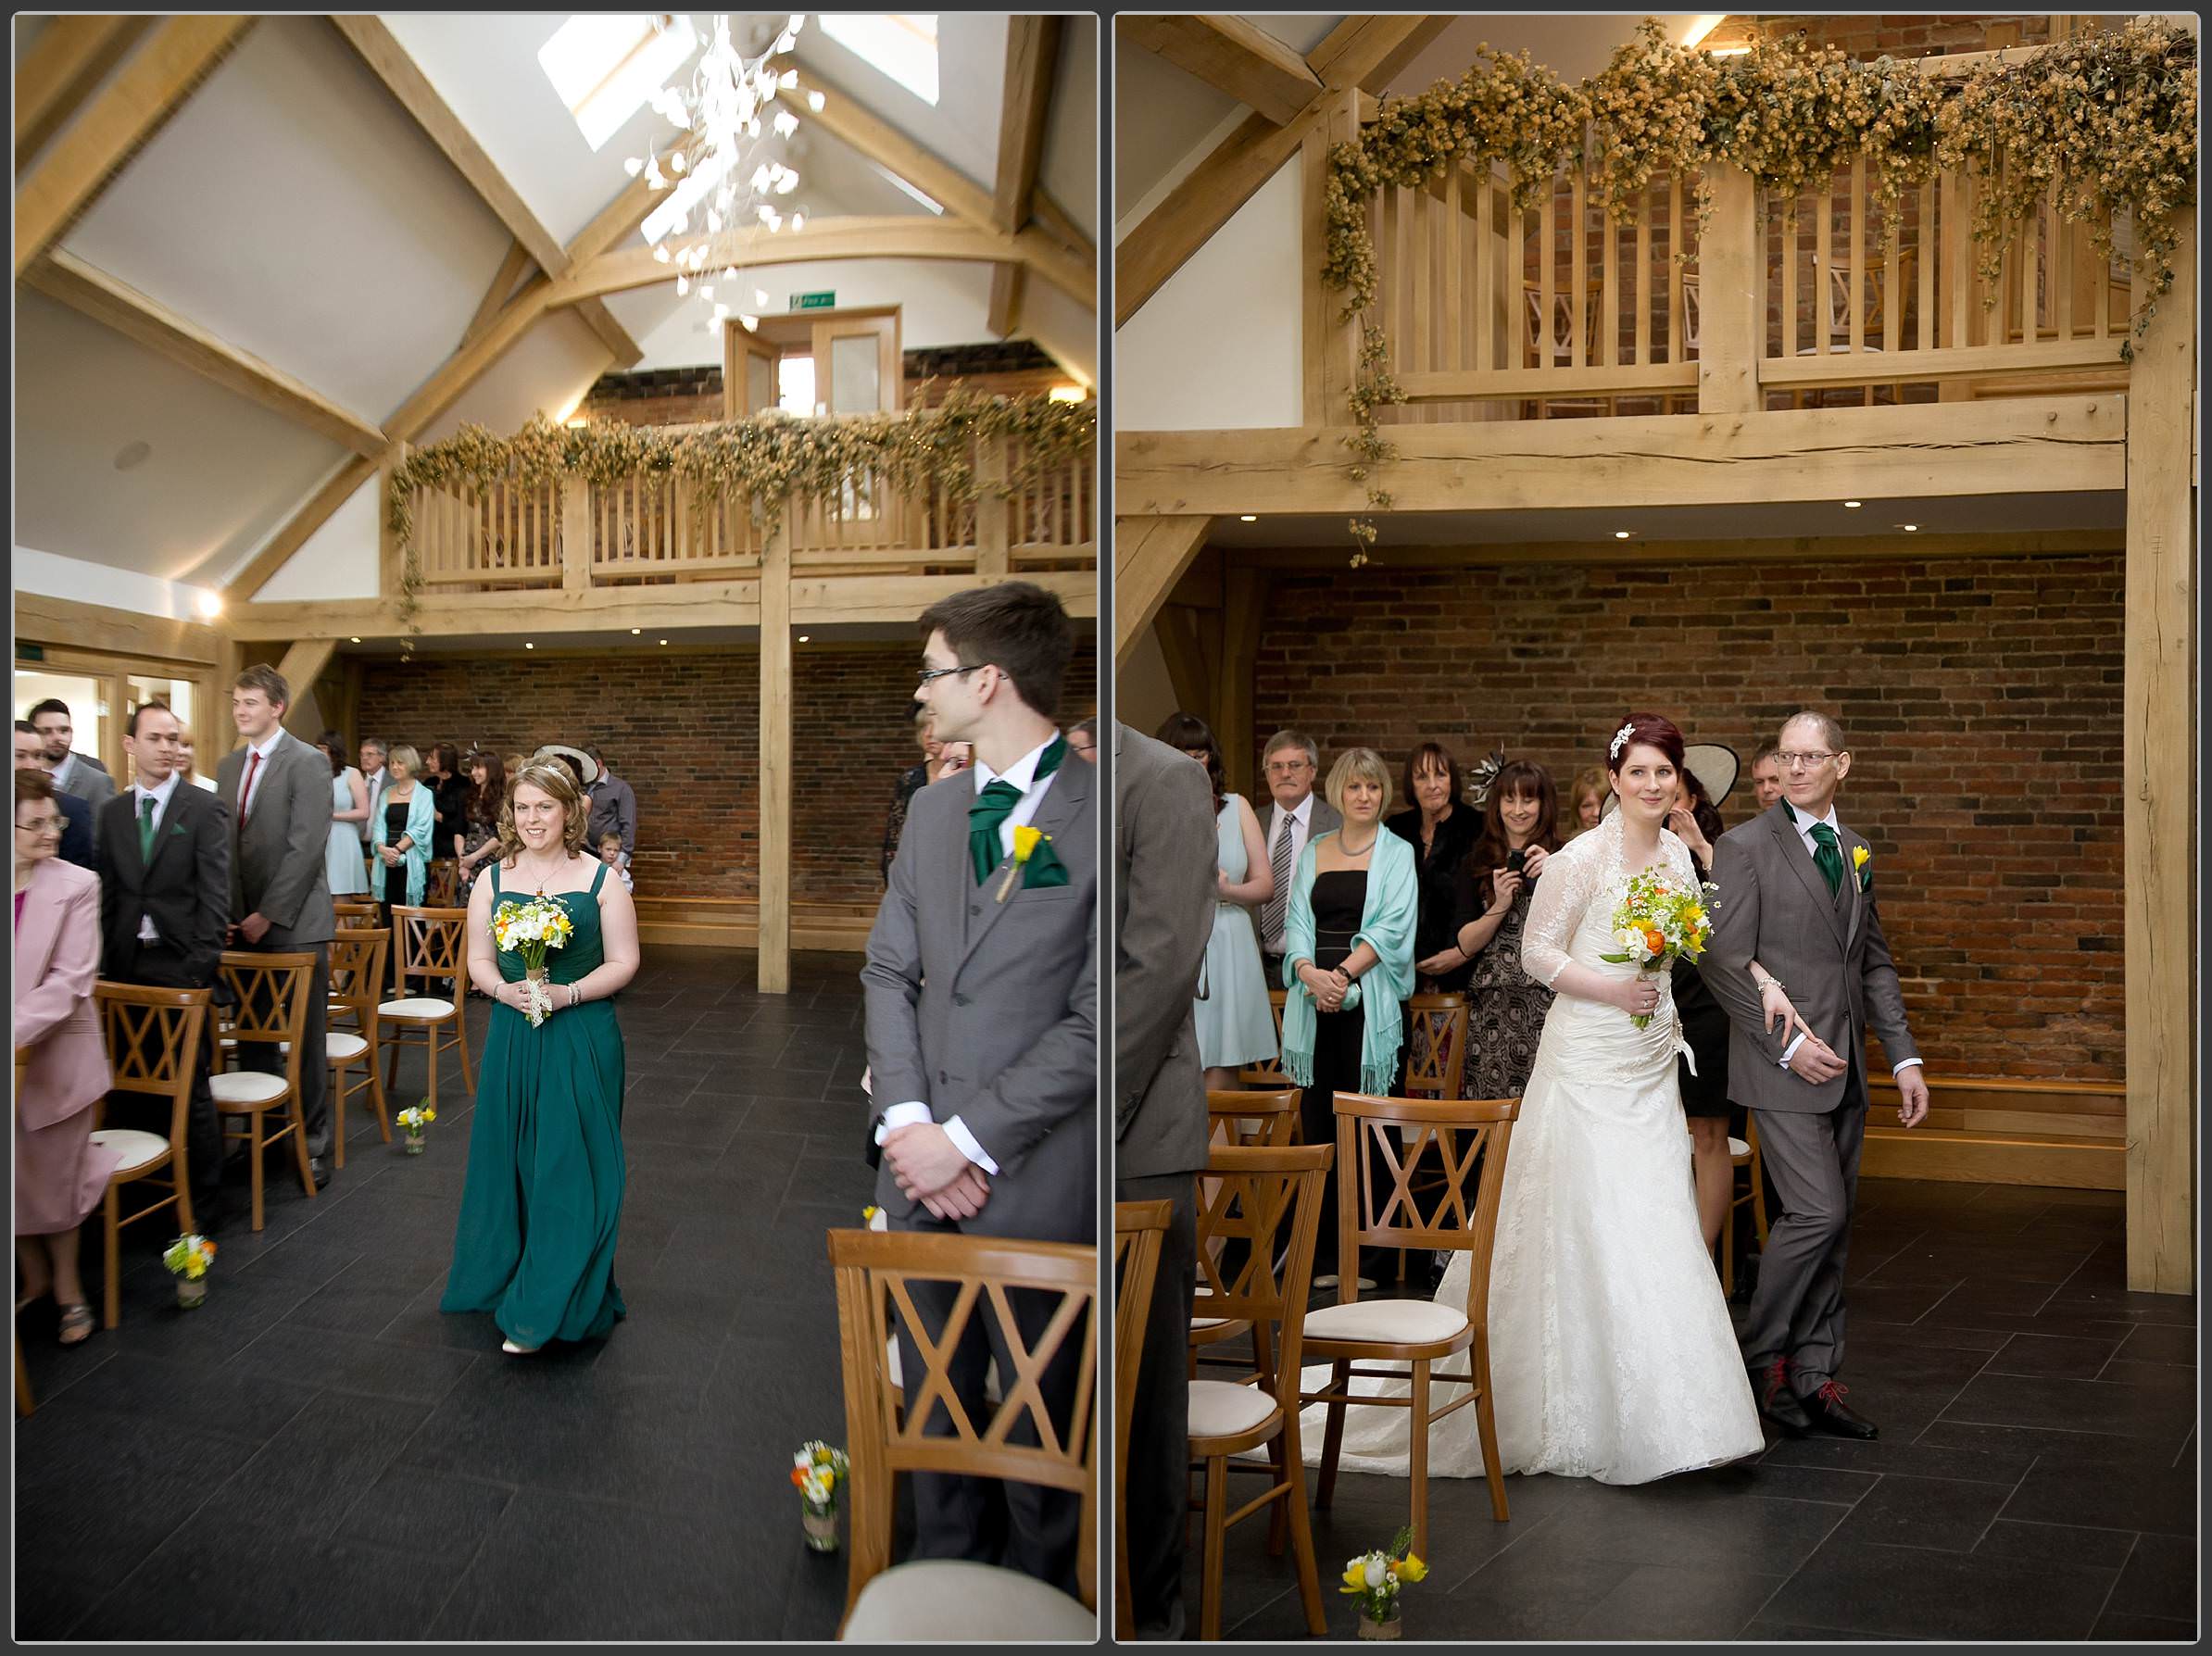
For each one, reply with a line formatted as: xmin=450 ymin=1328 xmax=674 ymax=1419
xmin=238 ymin=729 xmax=285 ymax=822
xmin=874 ymin=734 xmax=1067 ymax=1176
xmin=1777 ymin=801 xmax=1922 ymax=1077
xmin=1262 ymin=793 xmax=1318 ymax=951
xmin=187 ymin=772 xmax=218 ymax=793
xmin=130 ymin=772 xmax=181 ymax=942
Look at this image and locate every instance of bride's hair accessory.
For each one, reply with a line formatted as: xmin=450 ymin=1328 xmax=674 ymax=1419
xmin=1605 ymin=713 xmax=1687 ymax=775
xmin=1609 ymin=722 xmax=1636 ymax=759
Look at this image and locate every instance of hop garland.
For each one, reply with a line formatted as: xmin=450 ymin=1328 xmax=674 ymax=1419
xmin=1326 ymin=19 xmax=2196 ymax=564
xmin=386 ymin=388 xmax=1096 ymax=653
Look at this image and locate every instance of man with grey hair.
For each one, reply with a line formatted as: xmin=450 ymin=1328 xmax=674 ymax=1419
xmin=1705 ymin=709 xmax=1928 ymax=1443
xmin=1257 ymin=729 xmax=1340 ymax=985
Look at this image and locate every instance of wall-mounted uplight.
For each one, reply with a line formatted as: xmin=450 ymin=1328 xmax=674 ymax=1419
xmin=193 ymin=591 xmax=222 ymax=618
xmin=660 ymin=639 xmax=669 ymax=646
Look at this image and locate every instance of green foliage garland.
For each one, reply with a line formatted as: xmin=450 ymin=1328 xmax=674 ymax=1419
xmin=386 ymin=387 xmax=1095 ymax=652
xmin=1327 ymin=19 xmax=2197 ymax=564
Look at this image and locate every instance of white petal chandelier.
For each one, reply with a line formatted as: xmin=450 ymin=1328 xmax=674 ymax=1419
xmin=627 ymin=14 xmax=819 ymax=334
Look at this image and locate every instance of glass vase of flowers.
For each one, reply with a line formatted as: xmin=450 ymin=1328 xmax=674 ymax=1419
xmin=163 ymin=1234 xmax=217 ymax=1308
xmin=793 ymin=1442 xmax=849 ymax=1551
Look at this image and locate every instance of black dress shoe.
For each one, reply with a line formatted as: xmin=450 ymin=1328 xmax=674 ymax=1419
xmin=309 ymin=1157 xmax=332 ymax=1191
xmin=1801 ymin=1381 xmax=1878 ymax=1439
xmin=1751 ymin=1359 xmax=1812 ymax=1436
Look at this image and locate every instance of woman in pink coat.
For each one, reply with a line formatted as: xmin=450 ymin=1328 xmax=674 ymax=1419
xmin=14 ymin=769 xmax=119 ymax=1346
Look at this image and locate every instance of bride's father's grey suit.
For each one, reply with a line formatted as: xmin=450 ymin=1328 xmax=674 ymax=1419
xmin=862 ymin=582 xmax=1096 ymax=1599
xmin=1705 ymin=711 xmax=1927 ymax=1441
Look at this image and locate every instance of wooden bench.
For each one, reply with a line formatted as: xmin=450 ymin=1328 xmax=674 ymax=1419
xmin=631 ymin=897 xmax=877 ymax=953
xmin=1860 ymin=1074 xmax=2124 ymax=1190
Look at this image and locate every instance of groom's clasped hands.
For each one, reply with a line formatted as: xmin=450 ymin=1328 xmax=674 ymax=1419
xmin=882 ymin=1122 xmax=992 ymax=1219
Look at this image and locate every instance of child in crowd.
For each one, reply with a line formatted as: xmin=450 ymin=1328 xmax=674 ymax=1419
xmin=598 ymin=831 xmax=634 ymax=893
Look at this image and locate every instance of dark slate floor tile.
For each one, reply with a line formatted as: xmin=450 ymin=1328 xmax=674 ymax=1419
xmin=1975 ymin=1518 xmax=2138 ymax=1570
xmin=2116 ymin=1321 xmax=2198 ymax=1366
xmin=1846 ymin=1279 xmax=1962 ymax=1326
xmin=229 ymin=1318 xmax=481 ymax=1405
xmin=2092 ymin=1611 xmax=2198 ymax=1640
xmin=1760 ymin=1429 xmax=2033 ymax=1487
xmin=694 ymin=1064 xmax=837 ymax=1103
xmin=737 ymin=1093 xmax=858 ymax=1137
xmin=618 ymin=1098 xmax=748 ymax=1153
xmin=1941 ymin=1370 xmax=2195 ymax=1448
xmin=1760 ymin=1536 xmax=2118 ymax=1639
xmin=1569 ymin=1562 xmax=1789 ymax=1639
xmin=1983 ymin=1329 xmax=2130 ymax=1378
xmin=2106 ymin=1531 xmax=2197 ymax=1623
xmin=189 ymin=1391 xmax=426 ymax=1538
xmin=1443 ymin=1543 xmax=1648 ymax=1640
xmin=72 ymin=1519 xmax=466 ymax=1640
xmin=1829 ymin=1473 xmax=2012 ymax=1551
xmin=1469 ymin=1481 xmax=1850 ymax=1578
xmin=1999 ymin=1456 xmax=2198 ymax=1538
xmin=285 ymin=1251 xmax=450 ymax=1336
xmin=333 ymin=1462 xmax=515 ymax=1556
xmin=30 ymin=1349 xmax=320 ymax=1447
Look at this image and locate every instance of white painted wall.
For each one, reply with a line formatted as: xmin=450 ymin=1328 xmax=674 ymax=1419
xmin=1114 ymin=153 xmax=1301 ymax=432
xmin=628 ymin=258 xmax=1007 ymax=370
xmin=13 ymin=546 xmax=220 ymax=621
xmin=252 ymin=475 xmax=382 ymax=602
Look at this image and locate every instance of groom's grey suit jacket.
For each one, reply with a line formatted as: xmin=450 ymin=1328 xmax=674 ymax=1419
xmin=1703 ymin=800 xmax=1918 ymax=1113
xmin=861 ymin=747 xmax=1097 ymax=1244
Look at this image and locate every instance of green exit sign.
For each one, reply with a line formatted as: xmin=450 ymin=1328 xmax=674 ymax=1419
xmin=789 ymin=290 xmax=836 ymax=311
xmin=16 ymin=644 xmax=44 ymax=662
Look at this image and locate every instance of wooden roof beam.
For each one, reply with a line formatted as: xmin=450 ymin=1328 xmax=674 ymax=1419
xmin=1117 ymin=16 xmax=1320 ymax=124
xmin=985 ymin=15 xmax=1064 ymax=337
xmin=14 ymin=15 xmax=156 ymax=170
xmin=777 ymin=62 xmax=996 ymax=230
xmin=26 ymin=249 xmax=388 ymax=458
xmin=15 ymin=15 xmax=253 ymax=278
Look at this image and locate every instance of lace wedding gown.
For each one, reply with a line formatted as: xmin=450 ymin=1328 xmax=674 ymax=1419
xmin=1301 ymin=812 xmax=1764 ymax=1486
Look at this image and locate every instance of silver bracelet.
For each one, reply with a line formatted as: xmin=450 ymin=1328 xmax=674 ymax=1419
xmin=1753 ymin=974 xmax=1784 ymax=993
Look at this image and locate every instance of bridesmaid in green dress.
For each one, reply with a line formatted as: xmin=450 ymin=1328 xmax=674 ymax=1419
xmin=441 ymin=758 xmax=639 ymax=1354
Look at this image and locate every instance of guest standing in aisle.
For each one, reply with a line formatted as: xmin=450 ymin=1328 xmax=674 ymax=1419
xmin=369 ymin=745 xmax=435 ymax=924
xmin=1256 ymin=730 xmax=1340 ymax=988
xmin=314 ymin=731 xmax=371 ymax=900
xmin=1450 ymin=759 xmax=1563 ymax=1102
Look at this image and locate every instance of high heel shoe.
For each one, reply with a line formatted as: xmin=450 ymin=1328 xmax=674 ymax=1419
xmin=500 ymin=1339 xmax=540 ymax=1356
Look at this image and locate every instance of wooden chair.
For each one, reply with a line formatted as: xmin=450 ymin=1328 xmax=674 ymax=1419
xmin=1303 ymin=1093 xmax=1520 ymax=1557
xmin=1188 ymin=1143 xmax=1331 ymax=1642
xmin=333 ymin=901 xmax=380 ymax=929
xmin=828 ymin=1227 xmax=1100 ymax=1641
xmin=326 ymin=927 xmax=391 ymax=1168
xmin=1400 ymin=993 xmax=1469 ymax=1101
xmin=1112 ymin=1199 xmax=1172 ymax=1642
xmin=383 ymin=906 xmax=474 ymax=1105
xmin=211 ymin=951 xmax=318 ymax=1231
xmin=89 ymin=982 xmax=211 ymax=1326
xmin=1238 ymin=990 xmax=1291 ymax=1089
xmin=425 ymin=859 xmax=460 ymax=909
xmin=1721 ymin=1116 xmax=1772 ymax=1299
xmin=1190 ymin=1089 xmax=1299 ymax=1380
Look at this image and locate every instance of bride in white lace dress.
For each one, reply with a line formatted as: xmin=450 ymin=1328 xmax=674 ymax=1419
xmin=1304 ymin=715 xmax=1764 ymax=1486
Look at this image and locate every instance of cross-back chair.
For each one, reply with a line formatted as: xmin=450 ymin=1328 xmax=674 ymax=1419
xmin=333 ymin=901 xmax=380 ymax=929
xmin=424 ymin=859 xmax=460 ymax=909
xmin=1302 ymin=1093 xmax=1520 ymax=1556
xmin=211 ymin=951 xmax=317 ymax=1231
xmin=326 ymin=927 xmax=391 ymax=1167
xmin=89 ymin=983 xmax=212 ymax=1325
xmin=1191 ymin=1089 xmax=1300 ymax=1380
xmin=383 ymin=906 xmax=474 ymax=1104
xmin=1237 ymin=991 xmax=1292 ymax=1091
xmin=1392 ymin=993 xmax=1471 ymax=1283
xmin=1188 ymin=1142 xmax=1331 ymax=1642
xmin=828 ymin=1227 xmax=1100 ymax=1641
xmin=1112 ymin=1199 xmax=1172 ymax=1642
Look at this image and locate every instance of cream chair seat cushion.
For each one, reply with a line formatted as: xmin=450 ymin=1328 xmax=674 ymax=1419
xmin=1188 ymin=1378 xmax=1278 ymax=1440
xmin=1728 ymin=1136 xmax=1751 ymax=1159
xmin=326 ymin=1033 xmax=369 ymax=1062
xmin=208 ymin=1071 xmax=288 ymax=1108
xmin=1302 ymin=1298 xmax=1470 ymax=1348
xmin=380 ymin=997 xmax=455 ymax=1020
xmin=88 ymin=1128 xmax=171 ymax=1176
xmin=841 ymin=1560 xmax=1093 ymax=1642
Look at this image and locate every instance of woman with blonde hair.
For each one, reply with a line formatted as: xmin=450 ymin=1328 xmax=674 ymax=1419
xmin=1279 ymin=746 xmax=1418 ymax=1287
xmin=1566 ymin=766 xmax=1608 ymax=839
xmin=441 ymin=758 xmax=638 ymax=1355
xmin=370 ymin=744 xmax=435 ymax=921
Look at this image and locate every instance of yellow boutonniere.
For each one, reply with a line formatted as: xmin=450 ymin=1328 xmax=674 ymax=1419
xmin=997 ymin=824 xmax=1049 ymax=903
xmin=1852 ymin=846 xmax=1871 ymax=872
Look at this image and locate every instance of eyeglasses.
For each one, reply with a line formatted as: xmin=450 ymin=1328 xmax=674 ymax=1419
xmin=1777 ymin=750 xmax=1840 ymax=771
xmin=15 ymin=818 xmax=59 ymax=836
xmin=916 ymin=663 xmax=988 ymax=688
xmin=1264 ymin=758 xmax=1313 ymax=775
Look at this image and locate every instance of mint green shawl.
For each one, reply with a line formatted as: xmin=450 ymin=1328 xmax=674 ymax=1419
xmin=1278 ymin=828 xmax=1419 ymax=1097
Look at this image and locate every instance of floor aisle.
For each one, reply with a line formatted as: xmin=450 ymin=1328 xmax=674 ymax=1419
xmin=1195 ymin=1177 xmax=2197 ymax=1642
xmin=17 ymin=948 xmax=873 ymax=1640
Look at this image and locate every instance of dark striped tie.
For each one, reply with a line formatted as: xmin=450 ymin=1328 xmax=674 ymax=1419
xmin=1262 ymin=809 xmax=1294 ymax=952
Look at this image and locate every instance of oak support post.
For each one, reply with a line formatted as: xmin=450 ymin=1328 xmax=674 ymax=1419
xmin=561 ymin=476 xmax=591 ymax=593
xmin=1303 ymin=89 xmax=1361 ymax=428
xmin=1697 ymin=165 xmax=1762 ymax=416
xmin=975 ymin=434 xmax=1012 ymax=578
xmin=2123 ymin=211 xmax=2196 ymax=1294
xmin=378 ymin=444 xmax=408 ymax=601
xmin=757 ymin=518 xmax=794 ymax=996
xmin=1114 ymin=515 xmax=1214 ymax=664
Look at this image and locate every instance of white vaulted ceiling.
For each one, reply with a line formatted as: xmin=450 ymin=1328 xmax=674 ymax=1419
xmin=13 ymin=13 xmax=1098 ymax=591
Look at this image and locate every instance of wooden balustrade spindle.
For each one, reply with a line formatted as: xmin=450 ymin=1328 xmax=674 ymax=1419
xmin=1569 ymin=171 xmax=1588 ymax=370
xmin=1473 ymin=167 xmax=1493 ymax=374
xmin=1883 ymin=180 xmax=1902 ymax=356
xmin=1538 ymin=189 xmax=1555 ymax=374
xmin=1917 ymin=178 xmax=1936 ymax=351
xmin=1634 ymin=194 xmax=1651 ymax=367
xmin=1667 ymin=172 xmax=1684 ymax=361
xmin=1779 ymin=189 xmax=1798 ymax=358
xmin=1848 ymin=157 xmax=1866 ymax=357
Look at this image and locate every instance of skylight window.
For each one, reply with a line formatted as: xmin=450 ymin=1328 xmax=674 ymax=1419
xmin=817 ymin=15 xmax=938 ymax=107
xmin=539 ymin=14 xmax=698 ymax=152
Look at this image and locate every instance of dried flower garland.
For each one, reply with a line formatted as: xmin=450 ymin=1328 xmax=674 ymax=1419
xmin=386 ymin=388 xmax=1094 ymax=651
xmin=1327 ymin=18 xmax=2197 ymax=564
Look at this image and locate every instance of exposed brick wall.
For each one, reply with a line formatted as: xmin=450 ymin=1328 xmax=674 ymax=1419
xmin=1247 ymin=552 xmax=2124 ymax=1082
xmin=358 ymin=639 xmax=1096 ymax=907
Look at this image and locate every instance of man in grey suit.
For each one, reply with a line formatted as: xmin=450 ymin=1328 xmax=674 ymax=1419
xmin=1257 ymin=728 xmax=1340 ymax=986
xmin=1113 ymin=720 xmax=1219 ymax=1639
xmin=216 ymin=663 xmax=338 ymax=1186
xmin=29 ymin=697 xmax=115 ymax=812
xmin=1705 ymin=710 xmax=1928 ymax=1441
xmin=863 ymin=581 xmax=1096 ymax=1595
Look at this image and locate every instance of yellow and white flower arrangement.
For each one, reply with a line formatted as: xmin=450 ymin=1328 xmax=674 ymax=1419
xmin=791 ymin=1442 xmax=849 ymax=1514
xmin=163 ymin=1234 xmax=217 ymax=1281
xmin=491 ymin=895 xmax=574 ymax=1026
xmin=1341 ymin=1526 xmax=1427 ymax=1628
xmin=397 ymin=1099 xmax=437 ymax=1149
xmin=1600 ymin=866 xmax=1717 ymax=1028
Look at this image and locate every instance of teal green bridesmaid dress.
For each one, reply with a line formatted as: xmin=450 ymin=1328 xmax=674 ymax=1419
xmin=440 ymin=859 xmax=626 ymax=1346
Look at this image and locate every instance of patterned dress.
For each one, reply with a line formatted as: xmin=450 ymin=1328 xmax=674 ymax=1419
xmin=1453 ymin=865 xmax=1554 ymax=1101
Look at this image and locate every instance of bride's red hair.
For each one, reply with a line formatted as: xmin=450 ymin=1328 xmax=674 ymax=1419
xmin=1605 ymin=712 xmax=1686 ymax=775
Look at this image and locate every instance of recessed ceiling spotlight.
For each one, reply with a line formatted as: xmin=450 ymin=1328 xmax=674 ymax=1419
xmin=798 ymin=634 xmax=810 ymax=643
xmin=349 ymin=635 xmax=362 ymax=644
xmin=631 ymin=628 xmax=641 ymax=635
xmin=1614 ymin=530 xmax=1633 ymax=540
xmin=524 ymin=642 xmax=534 ymax=649
xmin=1239 ymin=515 xmax=1258 ymax=522
xmin=1900 ymin=523 xmax=1918 ymax=533
xmin=660 ymin=638 xmax=669 ymax=646
xmin=1843 ymin=500 xmax=1863 ymax=508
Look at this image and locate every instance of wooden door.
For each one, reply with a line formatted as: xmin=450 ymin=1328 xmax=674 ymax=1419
xmin=810 ymin=312 xmax=900 ymax=414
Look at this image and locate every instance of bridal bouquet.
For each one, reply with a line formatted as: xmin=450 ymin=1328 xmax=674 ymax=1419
xmin=1599 ymin=868 xmax=1716 ymax=1029
xmin=490 ymin=895 xmax=573 ymax=1026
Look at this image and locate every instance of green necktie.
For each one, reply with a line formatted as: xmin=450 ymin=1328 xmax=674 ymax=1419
xmin=138 ymin=795 xmax=157 ymax=862
xmin=966 ymin=737 xmax=1068 ymax=884
xmin=1808 ymin=821 xmax=1844 ymax=898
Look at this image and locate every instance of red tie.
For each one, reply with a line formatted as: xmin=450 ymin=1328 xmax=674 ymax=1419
xmin=240 ymin=750 xmax=262 ymax=828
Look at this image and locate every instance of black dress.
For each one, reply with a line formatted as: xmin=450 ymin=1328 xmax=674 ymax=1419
xmin=433 ymin=775 xmax=469 ymax=862
xmin=1301 ymin=869 xmax=1369 ymax=1277
xmin=1675 ymin=847 xmax=1731 ymax=1119
xmin=1383 ymin=805 xmax=1482 ymax=994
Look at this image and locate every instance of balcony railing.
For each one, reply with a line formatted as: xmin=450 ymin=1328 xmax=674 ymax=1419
xmin=407 ymin=429 xmax=1096 ymax=593
xmin=1358 ymin=154 xmax=2141 ymax=423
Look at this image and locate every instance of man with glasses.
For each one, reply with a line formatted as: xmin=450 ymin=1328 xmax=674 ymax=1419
xmin=1705 ymin=710 xmax=1927 ymax=1445
xmin=1256 ymin=729 xmax=1340 ymax=986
